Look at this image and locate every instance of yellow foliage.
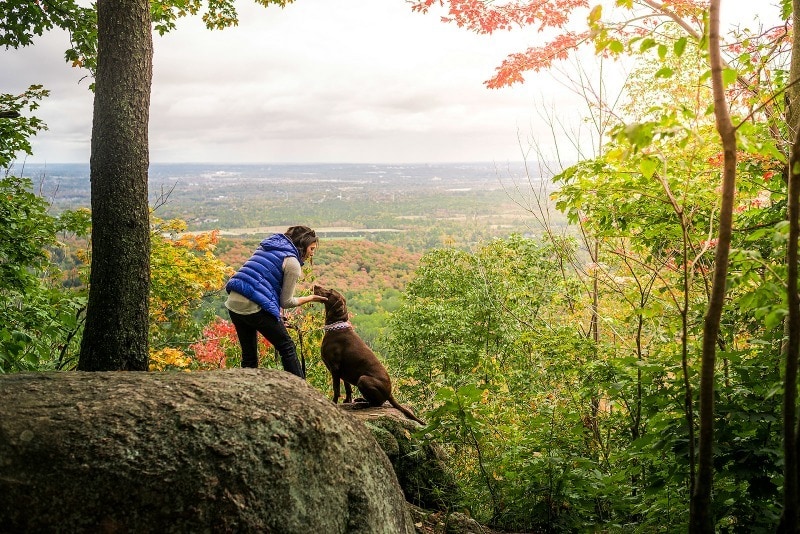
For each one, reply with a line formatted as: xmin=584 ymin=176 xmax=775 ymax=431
xmin=149 ymin=347 xmax=192 ymax=371
xmin=149 ymin=218 xmax=233 ymax=339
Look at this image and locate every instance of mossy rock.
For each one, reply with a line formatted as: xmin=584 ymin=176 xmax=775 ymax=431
xmin=340 ymin=404 xmax=463 ymax=511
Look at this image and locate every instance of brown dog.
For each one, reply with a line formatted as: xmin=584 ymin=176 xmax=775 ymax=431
xmin=313 ymin=285 xmax=424 ymax=425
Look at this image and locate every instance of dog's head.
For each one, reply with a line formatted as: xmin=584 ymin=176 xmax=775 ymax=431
xmin=313 ymin=285 xmax=349 ymax=323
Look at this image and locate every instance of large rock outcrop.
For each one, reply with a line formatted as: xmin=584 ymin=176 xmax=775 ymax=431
xmin=341 ymin=404 xmax=462 ymax=512
xmin=0 ymin=369 xmax=414 ymax=534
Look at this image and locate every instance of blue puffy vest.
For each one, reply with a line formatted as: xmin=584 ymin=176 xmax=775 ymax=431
xmin=225 ymin=234 xmax=302 ymax=320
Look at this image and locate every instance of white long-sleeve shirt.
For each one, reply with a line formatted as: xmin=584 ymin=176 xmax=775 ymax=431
xmin=225 ymin=256 xmax=302 ymax=315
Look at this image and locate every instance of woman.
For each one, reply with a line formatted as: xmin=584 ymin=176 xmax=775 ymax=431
xmin=224 ymin=225 xmax=327 ymax=378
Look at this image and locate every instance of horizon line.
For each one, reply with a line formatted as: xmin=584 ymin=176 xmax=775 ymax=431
xmin=14 ymin=160 xmax=533 ymax=166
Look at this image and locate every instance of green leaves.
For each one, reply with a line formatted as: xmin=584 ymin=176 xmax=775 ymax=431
xmin=1 ymin=1 xmax=84 ymax=48
xmin=385 ymin=234 xmax=619 ymax=528
xmin=674 ymin=37 xmax=687 ymax=57
xmin=722 ymin=67 xmax=738 ymax=87
xmin=639 ymin=156 xmax=660 ymax=179
xmin=1 ymin=2 xmax=97 ymax=74
xmin=639 ymin=37 xmax=657 ymax=53
xmin=0 ymin=176 xmax=57 ymax=288
xmin=151 ymin=0 xmax=297 ymax=35
xmin=0 ymin=86 xmax=49 ymax=168
xmin=614 ymin=121 xmax=656 ymax=150
xmin=654 ymin=67 xmax=674 ymax=79
xmin=0 ymin=176 xmax=87 ymax=372
xmin=3 ymin=0 xmax=296 ymax=76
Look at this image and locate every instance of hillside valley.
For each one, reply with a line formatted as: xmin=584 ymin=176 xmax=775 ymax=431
xmin=27 ymin=161 xmax=564 ymax=347
xmin=22 ymin=161 xmax=562 ymax=249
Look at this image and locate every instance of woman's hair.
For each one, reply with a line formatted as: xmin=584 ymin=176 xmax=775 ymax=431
xmin=284 ymin=225 xmax=319 ymax=262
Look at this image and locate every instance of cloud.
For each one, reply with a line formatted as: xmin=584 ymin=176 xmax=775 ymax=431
xmin=2 ymin=0 xmax=563 ymax=164
xmin=5 ymin=0 xmax=777 ymax=164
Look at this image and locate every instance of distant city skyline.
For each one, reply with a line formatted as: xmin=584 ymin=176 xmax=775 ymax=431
xmin=1 ymin=1 xmax=783 ymax=165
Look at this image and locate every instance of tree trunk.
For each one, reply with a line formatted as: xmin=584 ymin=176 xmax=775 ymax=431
xmin=787 ymin=1 xmax=800 ymax=144
xmin=78 ymin=0 xmax=153 ymax=371
xmin=782 ymin=128 xmax=800 ymax=534
xmin=690 ymin=1 xmax=736 ymax=531
xmin=779 ymin=3 xmax=800 ymax=532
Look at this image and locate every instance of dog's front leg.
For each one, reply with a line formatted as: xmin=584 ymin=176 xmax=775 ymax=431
xmin=344 ymin=381 xmax=353 ymax=404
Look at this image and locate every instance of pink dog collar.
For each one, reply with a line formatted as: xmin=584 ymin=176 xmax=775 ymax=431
xmin=322 ymin=321 xmax=352 ymax=332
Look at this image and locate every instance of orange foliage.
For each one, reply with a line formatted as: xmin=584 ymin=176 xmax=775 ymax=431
xmin=411 ymin=0 xmax=716 ymax=88
xmin=411 ymin=0 xmax=588 ymax=34
xmin=215 ymin=237 xmax=421 ymax=295
xmin=174 ymin=229 xmax=221 ymax=252
xmin=217 ymin=239 xmax=260 ymax=270
xmin=488 ymin=31 xmax=588 ymax=88
xmin=312 ymin=239 xmax=421 ymax=294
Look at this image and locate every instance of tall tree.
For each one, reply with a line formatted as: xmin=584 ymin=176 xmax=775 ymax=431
xmin=78 ymin=0 xmax=153 ymax=370
xmin=688 ymin=1 xmax=737 ymax=530
xmin=782 ymin=1 xmax=800 ymax=529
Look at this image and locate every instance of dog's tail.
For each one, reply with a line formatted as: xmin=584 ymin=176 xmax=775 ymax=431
xmin=388 ymin=395 xmax=425 ymax=425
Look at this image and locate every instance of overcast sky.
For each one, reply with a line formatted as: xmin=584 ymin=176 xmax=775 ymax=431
xmin=1 ymin=1 xmax=784 ymax=165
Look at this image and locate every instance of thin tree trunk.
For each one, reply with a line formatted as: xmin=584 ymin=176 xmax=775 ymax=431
xmin=781 ymin=127 xmax=800 ymax=534
xmin=681 ymin=219 xmax=696 ymax=495
xmin=689 ymin=1 xmax=736 ymax=531
xmin=78 ymin=0 xmax=153 ymax=370
xmin=656 ymin=169 xmax=698 ymax=492
xmin=591 ymin=239 xmax=599 ymax=345
xmin=779 ymin=3 xmax=800 ymax=531
xmin=787 ymin=1 xmax=800 ymax=144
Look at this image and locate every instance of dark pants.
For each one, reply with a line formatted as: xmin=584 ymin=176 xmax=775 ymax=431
xmin=227 ymin=309 xmax=305 ymax=379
